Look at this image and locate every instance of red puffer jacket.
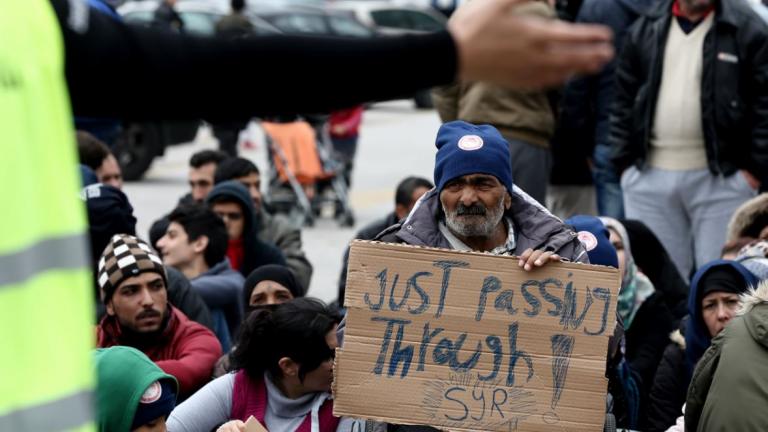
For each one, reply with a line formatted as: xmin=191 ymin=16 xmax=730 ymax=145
xmin=98 ymin=306 xmax=222 ymax=398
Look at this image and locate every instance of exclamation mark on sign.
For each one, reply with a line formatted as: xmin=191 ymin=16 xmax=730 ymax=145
xmin=548 ymin=334 xmax=575 ymax=421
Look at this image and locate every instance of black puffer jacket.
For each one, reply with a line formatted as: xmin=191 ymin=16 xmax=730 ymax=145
xmin=165 ymin=266 xmax=214 ymax=331
xmin=609 ymin=0 xmax=768 ymax=186
xmin=623 ymin=291 xmax=675 ymax=431
xmin=621 ymin=219 xmax=689 ymax=322
xmin=647 ymin=318 xmax=688 ymax=432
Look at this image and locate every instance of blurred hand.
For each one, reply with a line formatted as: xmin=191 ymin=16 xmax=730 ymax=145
xmin=216 ymin=420 xmax=246 ymax=432
xmin=449 ymin=0 xmax=613 ymax=89
xmin=518 ymin=248 xmax=561 ymax=271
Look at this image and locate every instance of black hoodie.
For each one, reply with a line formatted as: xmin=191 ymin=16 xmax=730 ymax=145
xmin=206 ymin=181 xmax=285 ymax=277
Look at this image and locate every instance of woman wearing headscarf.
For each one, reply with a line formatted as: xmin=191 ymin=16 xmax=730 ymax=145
xmin=242 ymin=264 xmax=303 ymax=314
xmin=213 ymin=265 xmax=304 ymax=378
xmin=600 ymin=217 xmax=675 ymax=427
xmin=620 ymin=219 xmax=689 ymax=321
xmin=567 ymin=215 xmax=640 ymax=430
xmin=646 ymin=260 xmax=759 ymax=431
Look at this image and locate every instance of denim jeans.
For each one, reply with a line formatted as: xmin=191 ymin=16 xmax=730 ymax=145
xmin=593 ymin=144 xmax=625 ymax=219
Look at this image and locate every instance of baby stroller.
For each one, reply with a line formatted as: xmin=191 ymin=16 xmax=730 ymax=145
xmin=261 ymin=118 xmax=355 ymax=228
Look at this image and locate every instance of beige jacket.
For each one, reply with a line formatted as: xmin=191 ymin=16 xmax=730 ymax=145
xmin=431 ymin=1 xmax=556 ymax=148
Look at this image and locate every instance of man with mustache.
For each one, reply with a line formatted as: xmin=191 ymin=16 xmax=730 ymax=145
xmin=377 ymin=121 xmax=588 ymax=268
xmin=96 ymin=234 xmax=222 ymax=399
xmin=361 ymin=121 xmax=590 ymax=432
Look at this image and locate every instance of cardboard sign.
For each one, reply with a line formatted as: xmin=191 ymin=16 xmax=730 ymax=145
xmin=244 ymin=416 xmax=268 ymax=432
xmin=333 ymin=241 xmax=621 ymax=432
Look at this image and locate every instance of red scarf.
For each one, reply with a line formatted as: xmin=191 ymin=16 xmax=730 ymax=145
xmin=227 ymin=238 xmax=245 ymax=271
xmin=672 ymin=0 xmax=715 ymax=18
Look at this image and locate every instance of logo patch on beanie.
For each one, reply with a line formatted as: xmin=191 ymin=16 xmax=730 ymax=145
xmin=577 ymin=231 xmax=599 ymax=252
xmin=457 ymin=135 xmax=484 ymax=151
xmin=140 ymin=381 xmax=162 ymax=404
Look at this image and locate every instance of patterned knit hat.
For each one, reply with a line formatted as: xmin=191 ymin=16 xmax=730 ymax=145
xmin=98 ymin=234 xmax=167 ymax=303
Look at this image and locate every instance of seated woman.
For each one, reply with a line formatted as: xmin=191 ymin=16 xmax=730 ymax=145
xmin=646 ymin=259 xmax=759 ymax=431
xmin=243 ymin=264 xmax=303 ymax=314
xmin=685 ymin=279 xmax=768 ymax=431
xmin=213 ymin=265 xmax=304 ymax=378
xmin=600 ymin=217 xmax=675 ymax=429
xmin=620 ymin=219 xmax=690 ymax=321
xmin=168 ymin=298 xmax=348 ymax=432
xmin=567 ymin=215 xmax=640 ymax=430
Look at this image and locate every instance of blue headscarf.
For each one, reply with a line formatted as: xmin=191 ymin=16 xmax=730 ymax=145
xmin=684 ymin=260 xmax=759 ymax=378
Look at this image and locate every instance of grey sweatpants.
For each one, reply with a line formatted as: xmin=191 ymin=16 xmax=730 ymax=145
xmin=622 ymin=167 xmax=757 ymax=279
xmin=547 ymin=185 xmax=597 ymax=220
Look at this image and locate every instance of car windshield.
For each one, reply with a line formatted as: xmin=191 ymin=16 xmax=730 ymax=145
xmin=122 ymin=10 xmax=219 ymax=36
xmin=370 ymin=9 xmax=444 ymax=32
xmin=268 ymin=13 xmax=329 ymax=34
xmin=181 ymin=12 xmax=218 ymax=35
xmin=328 ymin=15 xmax=374 ymax=37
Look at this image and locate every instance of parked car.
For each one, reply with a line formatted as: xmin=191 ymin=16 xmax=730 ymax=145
xmin=110 ymin=0 xmax=279 ymax=180
xmin=328 ymin=0 xmax=446 ymax=34
xmin=250 ymin=4 xmax=375 ymax=38
xmin=326 ymin=1 xmax=446 ymax=108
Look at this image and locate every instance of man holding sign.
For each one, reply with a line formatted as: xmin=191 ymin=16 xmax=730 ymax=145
xmin=376 ymin=120 xmax=587 ymax=266
xmin=334 ymin=121 xmax=620 ymax=432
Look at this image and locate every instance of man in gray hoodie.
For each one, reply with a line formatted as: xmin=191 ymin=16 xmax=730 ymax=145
xmin=157 ymin=204 xmax=245 ymax=352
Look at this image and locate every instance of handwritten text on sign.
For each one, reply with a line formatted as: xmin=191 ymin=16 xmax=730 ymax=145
xmin=333 ymin=242 xmax=621 ymax=432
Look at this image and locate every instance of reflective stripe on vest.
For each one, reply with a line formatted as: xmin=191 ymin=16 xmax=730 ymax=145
xmin=0 ymin=0 xmax=94 ymax=430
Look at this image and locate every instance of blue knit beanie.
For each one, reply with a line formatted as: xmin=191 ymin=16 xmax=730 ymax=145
xmin=566 ymin=215 xmax=619 ymax=268
xmin=131 ymin=379 xmax=177 ymax=430
xmin=433 ymin=121 xmax=513 ymax=193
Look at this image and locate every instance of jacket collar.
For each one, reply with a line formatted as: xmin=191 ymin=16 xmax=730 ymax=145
xmin=200 ymin=259 xmax=233 ymax=277
xmin=716 ymin=0 xmax=751 ymax=27
xmin=648 ymin=0 xmax=744 ymax=28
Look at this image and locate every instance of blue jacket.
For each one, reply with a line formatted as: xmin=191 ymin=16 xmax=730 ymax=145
xmin=191 ymin=259 xmax=245 ymax=342
xmin=684 ymin=260 xmax=758 ymax=378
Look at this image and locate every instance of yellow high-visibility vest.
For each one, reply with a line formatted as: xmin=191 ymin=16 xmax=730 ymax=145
xmin=0 ymin=0 xmax=95 ymax=430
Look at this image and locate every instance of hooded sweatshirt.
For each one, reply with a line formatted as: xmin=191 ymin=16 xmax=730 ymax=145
xmin=95 ymin=346 xmax=178 ymax=432
xmin=206 ymin=181 xmax=286 ymax=277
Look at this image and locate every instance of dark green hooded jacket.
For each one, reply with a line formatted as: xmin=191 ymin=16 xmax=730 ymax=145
xmin=94 ymin=346 xmax=178 ymax=432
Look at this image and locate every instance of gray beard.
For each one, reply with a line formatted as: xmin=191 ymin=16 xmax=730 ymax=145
xmin=443 ymin=198 xmax=506 ymax=239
